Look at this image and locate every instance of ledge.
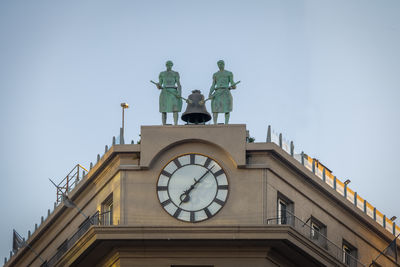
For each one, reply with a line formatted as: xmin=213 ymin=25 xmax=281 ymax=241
xmin=57 ymin=225 xmax=342 ymax=267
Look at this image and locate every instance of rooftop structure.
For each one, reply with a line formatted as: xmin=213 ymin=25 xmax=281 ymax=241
xmin=4 ymin=124 xmax=399 ymax=267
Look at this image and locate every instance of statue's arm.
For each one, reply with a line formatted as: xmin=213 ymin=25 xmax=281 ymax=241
xmin=230 ymin=72 xmax=236 ymax=89
xmin=176 ymin=72 xmax=182 ymax=96
xmin=209 ymin=74 xmax=216 ymax=97
xmin=157 ymin=72 xmax=163 ymax=89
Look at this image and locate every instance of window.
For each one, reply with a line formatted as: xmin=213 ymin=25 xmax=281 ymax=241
xmin=101 ymin=194 xmax=113 ymax=225
xmin=310 ymin=217 xmax=327 ymax=248
xmin=277 ymin=193 xmax=294 ymax=225
xmin=342 ymin=240 xmax=357 ymax=266
xmin=310 ymin=221 xmax=320 ymax=240
xmin=278 ymin=198 xmax=288 ymax=224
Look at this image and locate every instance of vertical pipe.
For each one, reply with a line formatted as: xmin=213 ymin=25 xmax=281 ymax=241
xmin=354 ymin=192 xmax=357 ymax=206
xmin=290 ymin=141 xmax=294 ymax=156
xmin=333 ymin=176 xmax=336 ymax=190
xmin=312 ymin=159 xmax=315 ymax=173
xmin=267 ymin=125 xmax=271 ymax=142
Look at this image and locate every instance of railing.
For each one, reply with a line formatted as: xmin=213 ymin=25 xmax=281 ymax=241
xmin=267 ymin=213 xmax=365 ymax=267
xmin=46 ymin=211 xmax=112 ymax=267
xmin=55 ymin=164 xmax=88 ymax=204
xmin=267 ymin=126 xmax=400 ymax=238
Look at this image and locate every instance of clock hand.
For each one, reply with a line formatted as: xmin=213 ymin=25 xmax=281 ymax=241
xmin=179 ymin=165 xmax=215 ymax=206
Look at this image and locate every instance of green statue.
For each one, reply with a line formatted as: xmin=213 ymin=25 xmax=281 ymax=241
xmin=154 ymin=60 xmax=182 ymax=125
xmin=209 ymin=60 xmax=237 ymax=124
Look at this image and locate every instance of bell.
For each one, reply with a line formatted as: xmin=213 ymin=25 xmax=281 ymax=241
xmin=181 ymin=90 xmax=211 ymax=124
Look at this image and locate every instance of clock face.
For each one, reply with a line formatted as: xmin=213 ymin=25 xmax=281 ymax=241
xmin=157 ymin=153 xmax=229 ymax=222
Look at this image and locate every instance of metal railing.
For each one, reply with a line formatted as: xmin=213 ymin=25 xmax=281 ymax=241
xmin=267 ymin=125 xmax=400 ymax=238
xmin=267 ymin=212 xmax=365 ymax=267
xmin=46 ymin=211 xmax=112 ymax=266
xmin=55 ymin=164 xmax=88 ymax=204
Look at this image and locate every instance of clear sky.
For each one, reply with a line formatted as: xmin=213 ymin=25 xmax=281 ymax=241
xmin=0 ymin=0 xmax=399 ymax=260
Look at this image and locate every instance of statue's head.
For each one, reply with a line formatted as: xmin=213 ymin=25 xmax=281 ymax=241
xmin=217 ymin=60 xmax=225 ymax=70
xmin=166 ymin=60 xmax=173 ymax=70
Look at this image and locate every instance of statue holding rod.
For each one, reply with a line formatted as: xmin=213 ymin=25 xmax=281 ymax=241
xmin=208 ymin=60 xmax=238 ymax=124
xmin=151 ymin=60 xmax=183 ymax=125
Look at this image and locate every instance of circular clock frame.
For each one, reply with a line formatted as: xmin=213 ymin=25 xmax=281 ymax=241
xmin=156 ymin=153 xmax=229 ymax=223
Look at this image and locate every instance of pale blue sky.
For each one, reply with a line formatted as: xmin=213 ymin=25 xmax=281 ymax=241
xmin=0 ymin=0 xmax=399 ymax=260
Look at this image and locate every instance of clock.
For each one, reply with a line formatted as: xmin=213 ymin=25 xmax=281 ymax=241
xmin=157 ymin=153 xmax=229 ymax=222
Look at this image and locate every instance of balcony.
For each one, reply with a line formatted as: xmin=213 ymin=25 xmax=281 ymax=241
xmin=45 ymin=211 xmax=112 ymax=267
xmin=267 ymin=213 xmax=365 ymax=267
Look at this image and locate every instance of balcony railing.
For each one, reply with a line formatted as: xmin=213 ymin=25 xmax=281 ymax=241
xmin=45 ymin=210 xmax=112 ymax=267
xmin=55 ymin=164 xmax=88 ymax=204
xmin=267 ymin=213 xmax=365 ymax=267
xmin=267 ymin=126 xmax=400 ymax=238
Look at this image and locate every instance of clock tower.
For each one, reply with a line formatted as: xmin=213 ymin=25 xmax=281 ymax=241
xmin=5 ymin=124 xmax=400 ymax=267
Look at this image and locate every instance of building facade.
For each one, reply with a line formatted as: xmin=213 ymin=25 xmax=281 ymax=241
xmin=5 ymin=124 xmax=400 ymax=267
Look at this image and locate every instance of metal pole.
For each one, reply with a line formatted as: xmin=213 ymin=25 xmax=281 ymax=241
xmin=120 ymin=103 xmax=129 ymax=145
xmin=122 ymin=106 xmax=125 ymax=132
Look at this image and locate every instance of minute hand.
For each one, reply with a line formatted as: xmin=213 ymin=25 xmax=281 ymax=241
xmin=193 ymin=166 xmax=214 ymax=186
xmin=179 ymin=166 xmax=214 ymax=205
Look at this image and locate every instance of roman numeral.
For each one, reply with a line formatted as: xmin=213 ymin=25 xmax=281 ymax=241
xmin=157 ymin=186 xmax=168 ymax=191
xmin=173 ymin=158 xmax=182 ymax=168
xmin=204 ymin=157 xmax=212 ymax=168
xmin=161 ymin=170 xmax=172 ymax=178
xmin=214 ymin=198 xmax=225 ymax=206
xmin=190 ymin=211 xmax=195 ymax=222
xmin=161 ymin=199 xmax=171 ymax=207
xmin=213 ymin=169 xmax=224 ymax=177
xmin=218 ymin=185 xmax=228 ymax=190
xmin=190 ymin=154 xmax=195 ymax=164
xmin=173 ymin=208 xmax=182 ymax=218
xmin=204 ymin=207 xmax=212 ymax=218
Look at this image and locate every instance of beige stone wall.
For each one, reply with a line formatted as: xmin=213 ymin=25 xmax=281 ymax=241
xmin=8 ymin=157 xmax=123 ymax=266
xmin=6 ymin=125 xmax=398 ymax=267
xmin=260 ymin=152 xmax=397 ymax=266
xmin=123 ymin=141 xmax=263 ymax=226
xmin=102 ymin=247 xmax=283 ymax=267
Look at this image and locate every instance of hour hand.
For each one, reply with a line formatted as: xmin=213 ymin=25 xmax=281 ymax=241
xmin=179 ymin=191 xmax=190 ymax=205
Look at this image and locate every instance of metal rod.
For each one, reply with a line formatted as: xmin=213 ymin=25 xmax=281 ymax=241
xmin=122 ymin=107 xmax=125 ymax=132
